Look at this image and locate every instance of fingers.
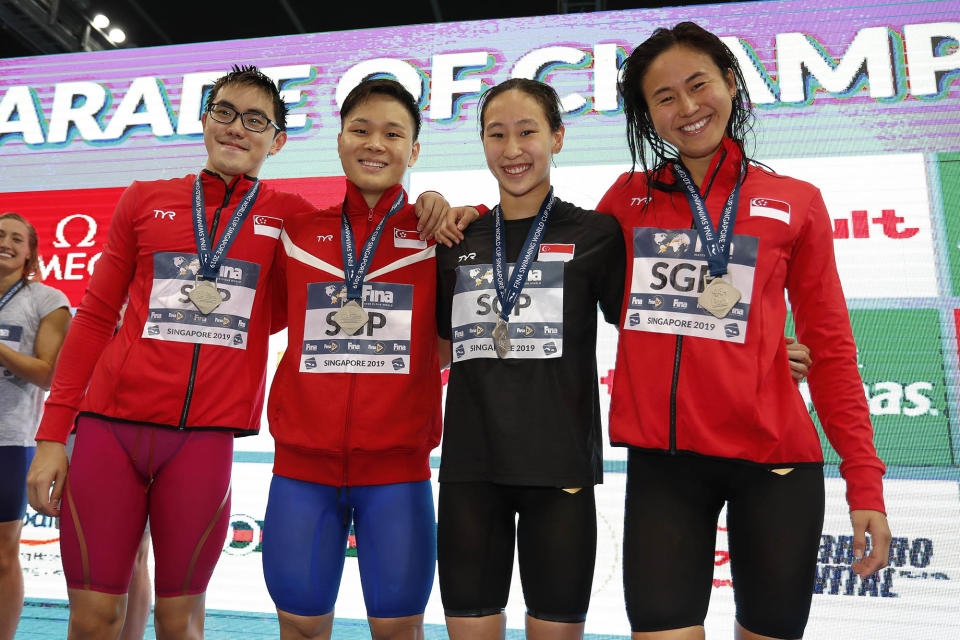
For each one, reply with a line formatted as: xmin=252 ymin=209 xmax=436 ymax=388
xmin=785 ymin=336 xmax=812 ymax=381
xmin=789 ymin=359 xmax=809 ymax=382
xmin=850 ymin=510 xmax=892 ymax=577
xmin=434 ymin=207 xmax=471 ymax=247
xmin=414 ymin=191 xmax=450 ymax=239
xmin=26 ymin=441 xmax=67 ymax=517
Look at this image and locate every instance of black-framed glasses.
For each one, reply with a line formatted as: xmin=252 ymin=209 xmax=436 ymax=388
xmin=207 ymin=103 xmax=280 ymax=133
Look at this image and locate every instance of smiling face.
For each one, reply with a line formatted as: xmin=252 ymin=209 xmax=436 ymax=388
xmin=202 ymin=83 xmax=287 ymax=182
xmin=0 ymin=217 xmax=31 ymax=276
xmin=337 ymin=94 xmax=420 ymax=208
xmin=481 ymin=89 xmax=564 ymax=212
xmin=641 ymin=44 xmax=736 ymax=174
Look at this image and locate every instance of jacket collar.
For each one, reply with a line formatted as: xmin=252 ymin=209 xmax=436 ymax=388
xmin=199 ymin=170 xmax=259 ymax=204
xmin=653 ymin=137 xmax=743 ymax=198
xmin=343 ymin=181 xmax=406 ymax=219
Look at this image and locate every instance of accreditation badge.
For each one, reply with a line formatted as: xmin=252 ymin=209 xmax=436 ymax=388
xmin=450 ymin=261 xmax=564 ymax=361
xmin=301 ymin=281 xmax=413 ymax=374
xmin=623 ymin=228 xmax=758 ymax=343
xmin=142 ymin=252 xmax=259 ymax=349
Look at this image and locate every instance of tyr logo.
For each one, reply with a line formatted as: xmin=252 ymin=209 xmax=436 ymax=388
xmin=458 ymin=252 xmax=477 ymax=262
xmin=317 ymin=234 xmax=334 ymax=242
xmin=153 ymin=210 xmax=176 ymax=220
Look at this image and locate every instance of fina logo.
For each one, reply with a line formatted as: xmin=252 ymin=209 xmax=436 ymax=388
xmin=654 ymin=232 xmax=691 ymax=255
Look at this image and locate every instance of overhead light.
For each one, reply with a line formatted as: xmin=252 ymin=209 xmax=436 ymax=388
xmin=92 ymin=14 xmax=110 ymax=29
xmin=107 ymin=28 xmax=126 ymax=43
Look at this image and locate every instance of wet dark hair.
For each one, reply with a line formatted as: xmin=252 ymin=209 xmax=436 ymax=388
xmin=478 ymin=78 xmax=564 ymax=136
xmin=0 ymin=212 xmax=39 ymax=280
xmin=619 ymin=21 xmax=755 ymax=179
xmin=205 ymin=64 xmax=288 ymax=133
xmin=340 ymin=77 xmax=422 ymax=141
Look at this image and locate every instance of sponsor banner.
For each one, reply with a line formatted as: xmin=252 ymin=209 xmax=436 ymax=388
xmin=790 ymin=309 xmax=952 ymax=466
xmin=938 ymin=153 xmax=960 ymax=296
xmin=766 ymin=154 xmax=936 ymax=299
xmin=625 ymin=228 xmax=757 ymax=343
xmin=451 ymin=262 xmax=565 ymax=361
xmin=301 ymin=282 xmax=413 ymax=374
xmin=0 ymin=177 xmax=345 ymax=307
xmin=142 ymin=252 xmax=259 ymax=349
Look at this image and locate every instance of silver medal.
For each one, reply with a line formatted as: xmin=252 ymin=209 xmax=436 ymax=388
xmin=188 ymin=278 xmax=222 ymax=315
xmin=333 ymin=299 xmax=369 ymax=336
xmin=492 ymin=318 xmax=510 ymax=358
xmin=698 ymin=275 xmax=741 ymax=319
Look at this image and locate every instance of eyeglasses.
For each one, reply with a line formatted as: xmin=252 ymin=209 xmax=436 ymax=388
xmin=207 ymin=103 xmax=280 ymax=133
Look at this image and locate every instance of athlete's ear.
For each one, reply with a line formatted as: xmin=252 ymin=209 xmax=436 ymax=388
xmin=407 ymin=141 xmax=421 ymax=168
xmin=337 ymin=131 xmax=344 ymax=158
xmin=269 ymin=130 xmax=287 ymax=156
xmin=551 ymin=125 xmax=565 ymax=154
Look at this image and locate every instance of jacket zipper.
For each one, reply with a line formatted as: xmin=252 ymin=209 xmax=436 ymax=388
xmin=667 ymin=159 xmax=723 ymax=453
xmin=669 ymin=335 xmax=682 ymax=454
xmin=340 ymin=210 xmax=376 ymax=481
xmin=178 ymin=181 xmax=235 ymax=428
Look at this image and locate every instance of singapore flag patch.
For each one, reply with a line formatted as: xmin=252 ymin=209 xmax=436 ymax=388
xmin=253 ymin=215 xmax=283 ymax=238
xmin=394 ymin=228 xmax=427 ymax=249
xmin=749 ymin=198 xmax=790 ymax=224
xmin=537 ymin=243 xmax=575 ymax=262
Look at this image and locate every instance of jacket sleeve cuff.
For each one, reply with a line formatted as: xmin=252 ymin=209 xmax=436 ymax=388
xmin=35 ymin=404 xmax=79 ymax=444
xmin=842 ymin=464 xmax=886 ymax=514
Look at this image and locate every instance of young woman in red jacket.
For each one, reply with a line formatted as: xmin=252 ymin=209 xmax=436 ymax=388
xmin=597 ymin=22 xmax=891 ymax=640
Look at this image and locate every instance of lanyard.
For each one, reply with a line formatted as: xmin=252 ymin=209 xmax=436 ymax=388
xmin=191 ymin=175 xmax=260 ymax=281
xmin=492 ymin=188 xmax=555 ymax=322
xmin=672 ymin=163 xmax=745 ymax=277
xmin=341 ymin=190 xmax=406 ymax=301
xmin=0 ymin=278 xmax=25 ymax=313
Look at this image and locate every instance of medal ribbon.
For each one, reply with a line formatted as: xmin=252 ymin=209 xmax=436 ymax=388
xmin=492 ymin=188 xmax=556 ymax=323
xmin=192 ymin=175 xmax=260 ymax=281
xmin=341 ymin=190 xmax=407 ymax=301
xmin=0 ymin=278 xmax=26 ymax=313
xmin=672 ymin=163 xmax=745 ymax=277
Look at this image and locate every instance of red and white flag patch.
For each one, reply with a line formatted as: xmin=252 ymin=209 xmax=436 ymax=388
xmin=253 ymin=215 xmax=283 ymax=238
xmin=394 ymin=228 xmax=427 ymax=249
xmin=749 ymin=198 xmax=790 ymax=224
xmin=537 ymin=243 xmax=575 ymax=262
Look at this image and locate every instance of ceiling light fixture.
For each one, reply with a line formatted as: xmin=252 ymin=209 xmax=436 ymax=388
xmin=92 ymin=14 xmax=110 ymax=29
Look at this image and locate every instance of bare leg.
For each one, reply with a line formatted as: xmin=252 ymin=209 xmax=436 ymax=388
xmin=66 ymin=588 xmax=127 ymax=640
xmin=153 ymin=593 xmax=205 ymax=640
xmin=119 ymin=533 xmax=152 ymax=640
xmin=369 ymin=614 xmax=425 ymax=640
xmin=526 ymin=614 xmax=585 ymax=640
xmin=445 ymin=613 xmax=506 ymax=640
xmin=0 ymin=520 xmax=24 ymax=640
xmin=276 ymin=609 xmax=334 ymax=640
